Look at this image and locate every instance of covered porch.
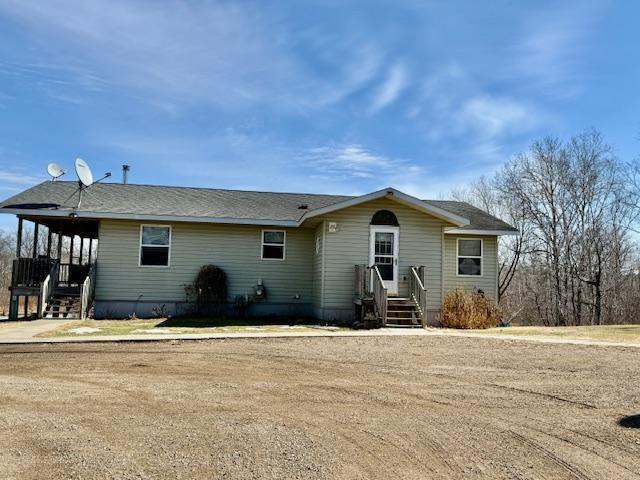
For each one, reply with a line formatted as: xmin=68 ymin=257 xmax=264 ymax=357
xmin=9 ymin=215 xmax=98 ymax=320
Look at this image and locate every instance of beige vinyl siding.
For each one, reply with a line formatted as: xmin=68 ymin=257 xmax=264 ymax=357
xmin=443 ymin=234 xmax=498 ymax=299
xmin=317 ymin=198 xmax=447 ymax=311
xmin=96 ymin=220 xmax=313 ymax=303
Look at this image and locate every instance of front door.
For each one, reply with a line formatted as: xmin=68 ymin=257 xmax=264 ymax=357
xmin=369 ymin=227 xmax=399 ymax=295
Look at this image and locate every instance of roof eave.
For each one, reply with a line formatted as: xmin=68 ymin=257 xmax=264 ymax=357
xmin=0 ymin=208 xmax=299 ymax=227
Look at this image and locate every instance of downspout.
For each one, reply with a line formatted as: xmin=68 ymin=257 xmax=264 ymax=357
xmin=440 ymin=227 xmax=445 ymax=306
xmin=495 ymin=236 xmax=500 ymax=301
xmin=320 ymin=220 xmax=326 ymax=311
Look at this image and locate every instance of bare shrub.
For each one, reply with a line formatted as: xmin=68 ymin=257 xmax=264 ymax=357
xmin=184 ymin=265 xmax=228 ymax=316
xmin=441 ymin=289 xmax=501 ymax=329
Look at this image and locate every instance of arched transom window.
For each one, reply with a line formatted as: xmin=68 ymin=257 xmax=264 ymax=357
xmin=370 ymin=209 xmax=399 ymax=226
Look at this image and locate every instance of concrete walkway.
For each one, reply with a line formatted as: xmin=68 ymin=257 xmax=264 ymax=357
xmin=0 ymin=320 xmax=639 ymax=348
xmin=0 ymin=319 xmax=78 ymax=342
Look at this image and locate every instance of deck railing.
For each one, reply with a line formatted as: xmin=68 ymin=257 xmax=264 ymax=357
xmin=11 ymin=257 xmax=57 ymax=288
xmin=354 ymin=264 xmax=370 ymax=297
xmin=409 ymin=266 xmax=427 ymax=327
xmin=371 ymin=265 xmax=388 ymax=324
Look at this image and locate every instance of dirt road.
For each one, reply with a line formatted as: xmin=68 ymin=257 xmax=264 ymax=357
xmin=0 ymin=336 xmax=639 ymax=479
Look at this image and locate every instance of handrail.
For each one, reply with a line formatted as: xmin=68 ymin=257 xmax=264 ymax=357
xmin=409 ymin=266 xmax=427 ymax=327
xmin=38 ymin=261 xmax=60 ymax=318
xmin=39 ymin=274 xmax=51 ymax=318
xmin=80 ymin=263 xmax=97 ymax=320
xmin=371 ymin=265 xmax=388 ymax=324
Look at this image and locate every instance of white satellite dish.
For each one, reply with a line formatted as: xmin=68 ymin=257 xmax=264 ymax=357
xmin=75 ymin=158 xmax=94 ymax=187
xmin=47 ymin=163 xmax=65 ymax=180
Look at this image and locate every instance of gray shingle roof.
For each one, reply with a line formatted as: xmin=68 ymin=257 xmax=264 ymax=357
xmin=425 ymin=200 xmax=518 ymax=232
xmin=0 ymin=181 xmax=517 ymax=232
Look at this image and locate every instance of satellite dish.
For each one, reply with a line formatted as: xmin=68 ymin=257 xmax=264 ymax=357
xmin=75 ymin=158 xmax=94 ymax=187
xmin=47 ymin=163 xmax=65 ymax=180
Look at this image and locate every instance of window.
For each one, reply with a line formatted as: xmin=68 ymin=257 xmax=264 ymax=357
xmin=457 ymin=238 xmax=482 ymax=276
xmin=140 ymin=225 xmax=171 ymax=267
xmin=262 ymin=230 xmax=285 ymax=260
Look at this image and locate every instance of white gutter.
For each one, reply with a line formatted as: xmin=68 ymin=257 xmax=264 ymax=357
xmin=444 ymin=228 xmax=519 ymax=236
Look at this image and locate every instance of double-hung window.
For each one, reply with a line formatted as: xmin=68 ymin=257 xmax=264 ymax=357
xmin=262 ymin=230 xmax=285 ymax=260
xmin=457 ymin=238 xmax=482 ymax=276
xmin=140 ymin=225 xmax=171 ymax=267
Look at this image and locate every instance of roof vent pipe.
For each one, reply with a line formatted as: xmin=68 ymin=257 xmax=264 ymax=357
xmin=122 ymin=164 xmax=130 ymax=184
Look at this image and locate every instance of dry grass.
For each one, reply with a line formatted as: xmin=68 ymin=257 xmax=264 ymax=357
xmin=464 ymin=324 xmax=640 ymax=343
xmin=440 ymin=289 xmax=501 ymax=329
xmin=37 ymin=318 xmax=349 ymax=338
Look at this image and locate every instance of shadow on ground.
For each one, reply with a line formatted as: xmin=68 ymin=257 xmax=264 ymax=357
xmin=618 ymin=415 xmax=640 ymax=428
xmin=156 ymin=316 xmax=314 ymax=329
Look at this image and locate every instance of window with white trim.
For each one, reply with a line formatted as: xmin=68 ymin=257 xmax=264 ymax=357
xmin=457 ymin=238 xmax=482 ymax=276
xmin=140 ymin=225 xmax=171 ymax=266
xmin=262 ymin=230 xmax=285 ymax=260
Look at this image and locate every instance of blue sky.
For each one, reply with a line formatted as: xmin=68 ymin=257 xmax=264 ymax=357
xmin=0 ymin=1 xmax=638 ymax=231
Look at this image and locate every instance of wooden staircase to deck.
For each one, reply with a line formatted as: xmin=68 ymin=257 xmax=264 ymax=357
xmin=385 ymin=297 xmax=422 ymax=327
xmin=43 ymin=293 xmax=81 ymax=319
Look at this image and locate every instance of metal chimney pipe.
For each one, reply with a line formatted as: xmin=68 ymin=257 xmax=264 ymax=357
xmin=122 ymin=164 xmax=130 ymax=184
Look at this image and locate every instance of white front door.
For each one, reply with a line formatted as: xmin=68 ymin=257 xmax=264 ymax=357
xmin=369 ymin=226 xmax=399 ymax=295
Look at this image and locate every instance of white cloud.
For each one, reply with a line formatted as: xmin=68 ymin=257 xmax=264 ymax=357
xmin=0 ymin=1 xmax=385 ymax=112
xmin=369 ymin=62 xmax=409 ymax=113
xmin=0 ymin=169 xmax=43 ymax=185
xmin=303 ymin=144 xmax=417 ymax=180
xmin=513 ymin=3 xmax=598 ymax=98
xmin=455 ymin=96 xmax=533 ymax=139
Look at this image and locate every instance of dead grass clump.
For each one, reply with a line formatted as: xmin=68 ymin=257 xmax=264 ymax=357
xmin=441 ymin=289 xmax=501 ymax=329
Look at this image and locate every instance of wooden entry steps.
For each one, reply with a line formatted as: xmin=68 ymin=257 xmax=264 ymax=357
xmin=385 ymin=297 xmax=422 ymax=327
xmin=44 ymin=293 xmax=81 ymax=319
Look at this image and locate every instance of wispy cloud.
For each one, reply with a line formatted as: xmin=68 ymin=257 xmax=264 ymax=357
xmin=0 ymin=1 xmax=387 ymax=112
xmin=369 ymin=62 xmax=409 ymax=113
xmin=513 ymin=3 xmax=598 ymax=98
xmin=0 ymin=169 xmax=44 ymax=185
xmin=303 ymin=144 xmax=416 ymax=180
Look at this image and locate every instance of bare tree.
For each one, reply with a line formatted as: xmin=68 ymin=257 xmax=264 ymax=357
xmin=458 ymin=129 xmax=640 ymax=326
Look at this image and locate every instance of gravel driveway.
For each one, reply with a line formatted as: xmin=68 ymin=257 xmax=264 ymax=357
xmin=0 ymin=336 xmax=639 ymax=479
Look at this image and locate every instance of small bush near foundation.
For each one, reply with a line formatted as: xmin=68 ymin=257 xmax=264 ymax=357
xmin=184 ymin=265 xmax=228 ymax=316
xmin=440 ymin=289 xmax=501 ymax=329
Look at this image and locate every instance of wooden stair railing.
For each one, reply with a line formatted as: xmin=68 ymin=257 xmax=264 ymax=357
xmin=38 ymin=261 xmax=60 ymax=318
xmin=409 ymin=266 xmax=427 ymax=327
xmin=371 ymin=265 xmax=388 ymax=325
xmin=80 ymin=263 xmax=97 ymax=320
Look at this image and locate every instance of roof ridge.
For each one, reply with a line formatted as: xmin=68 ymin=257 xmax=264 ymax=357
xmin=48 ymin=180 xmax=356 ymax=198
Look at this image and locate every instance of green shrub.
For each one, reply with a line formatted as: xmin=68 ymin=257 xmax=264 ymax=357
xmin=440 ymin=289 xmax=501 ymax=329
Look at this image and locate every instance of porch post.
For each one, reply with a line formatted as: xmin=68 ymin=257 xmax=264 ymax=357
xmin=69 ymin=235 xmax=74 ymax=264
xmin=46 ymin=228 xmax=53 ymax=258
xmin=32 ymin=222 xmax=39 ymax=258
xmin=88 ymin=238 xmax=93 ymax=264
xmin=57 ymin=231 xmax=63 ymax=260
xmin=23 ymin=296 xmax=28 ymax=319
xmin=9 ymin=295 xmax=19 ymax=320
xmin=16 ymin=217 xmax=23 ymax=258
xmin=79 ymin=237 xmax=84 ymax=265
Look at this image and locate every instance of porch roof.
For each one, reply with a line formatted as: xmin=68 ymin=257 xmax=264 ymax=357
xmin=0 ymin=181 xmax=517 ymax=233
